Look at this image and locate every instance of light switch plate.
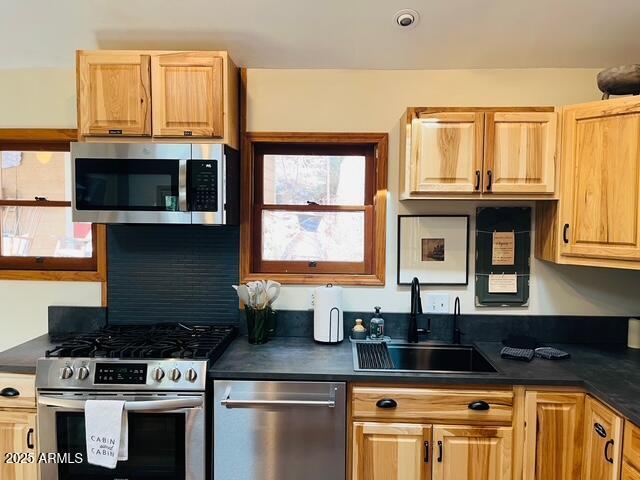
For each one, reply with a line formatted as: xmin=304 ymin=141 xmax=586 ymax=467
xmin=426 ymin=293 xmax=449 ymax=313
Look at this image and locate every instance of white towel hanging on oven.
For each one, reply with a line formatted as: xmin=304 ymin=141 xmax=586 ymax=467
xmin=85 ymin=400 xmax=129 ymax=469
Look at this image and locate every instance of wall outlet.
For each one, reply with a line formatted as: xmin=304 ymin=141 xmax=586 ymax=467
xmin=425 ymin=293 xmax=449 ymax=313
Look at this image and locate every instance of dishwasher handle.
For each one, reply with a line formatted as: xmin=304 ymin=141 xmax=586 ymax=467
xmin=221 ymin=386 xmax=337 ymax=409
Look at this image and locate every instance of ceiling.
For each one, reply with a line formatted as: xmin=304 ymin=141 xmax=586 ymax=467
xmin=2 ymin=0 xmax=639 ymax=70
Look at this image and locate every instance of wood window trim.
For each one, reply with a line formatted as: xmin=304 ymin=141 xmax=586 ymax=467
xmin=0 ymin=128 xmax=106 ymax=282
xmin=241 ymin=132 xmax=388 ymax=286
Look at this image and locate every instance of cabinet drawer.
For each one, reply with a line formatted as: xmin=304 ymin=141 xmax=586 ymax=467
xmin=623 ymin=461 xmax=640 ymax=480
xmin=351 ymin=386 xmax=513 ymax=424
xmin=0 ymin=374 xmax=36 ymax=409
xmin=625 ymin=422 xmax=640 ymax=470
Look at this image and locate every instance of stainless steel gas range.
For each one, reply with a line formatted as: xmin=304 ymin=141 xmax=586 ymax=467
xmin=35 ymin=324 xmax=236 ymax=480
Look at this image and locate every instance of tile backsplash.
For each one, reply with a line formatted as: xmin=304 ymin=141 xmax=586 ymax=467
xmin=107 ymin=225 xmax=240 ymax=325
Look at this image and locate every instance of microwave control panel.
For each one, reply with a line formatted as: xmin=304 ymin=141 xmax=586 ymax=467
xmin=188 ymin=160 xmax=218 ymax=211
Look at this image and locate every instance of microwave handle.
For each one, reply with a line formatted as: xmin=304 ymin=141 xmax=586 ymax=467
xmin=38 ymin=396 xmax=203 ymax=412
xmin=179 ymin=159 xmax=188 ymax=212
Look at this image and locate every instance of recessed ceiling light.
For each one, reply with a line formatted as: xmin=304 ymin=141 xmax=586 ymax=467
xmin=394 ymin=9 xmax=420 ymax=29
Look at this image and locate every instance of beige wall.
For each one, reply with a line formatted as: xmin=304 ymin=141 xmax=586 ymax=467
xmin=246 ymin=68 xmax=640 ymax=315
xmin=1 ymin=67 xmax=639 ymax=354
xmin=0 ymin=68 xmax=100 ymax=353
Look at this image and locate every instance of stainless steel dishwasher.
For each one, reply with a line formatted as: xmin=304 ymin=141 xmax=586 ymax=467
xmin=213 ymin=380 xmax=346 ymax=480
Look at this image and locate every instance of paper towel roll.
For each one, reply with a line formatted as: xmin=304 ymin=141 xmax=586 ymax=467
xmin=629 ymin=318 xmax=640 ymax=349
xmin=313 ymin=285 xmax=344 ymax=343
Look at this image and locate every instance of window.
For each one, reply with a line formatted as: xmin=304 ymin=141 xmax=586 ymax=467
xmin=242 ymin=133 xmax=387 ymax=285
xmin=0 ymin=129 xmax=105 ymax=280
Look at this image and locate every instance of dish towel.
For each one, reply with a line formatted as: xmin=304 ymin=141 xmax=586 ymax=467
xmin=85 ymin=400 xmax=129 ymax=469
xmin=500 ymin=346 xmax=535 ymax=362
xmin=535 ymin=347 xmax=571 ymax=360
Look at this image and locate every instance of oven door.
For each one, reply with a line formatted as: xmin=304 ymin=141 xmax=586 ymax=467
xmin=37 ymin=392 xmax=205 ymax=480
xmin=72 ymin=143 xmax=192 ymax=224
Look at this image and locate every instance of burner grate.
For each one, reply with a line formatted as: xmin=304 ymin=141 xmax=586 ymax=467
xmin=46 ymin=324 xmax=237 ymax=361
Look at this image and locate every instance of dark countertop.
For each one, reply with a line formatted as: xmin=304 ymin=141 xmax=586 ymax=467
xmin=0 ymin=335 xmax=54 ymax=374
xmin=3 ymin=334 xmax=639 ymax=426
xmin=209 ymin=337 xmax=640 ymax=426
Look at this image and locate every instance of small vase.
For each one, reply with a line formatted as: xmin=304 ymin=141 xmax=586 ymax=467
xmin=245 ymin=306 xmax=277 ymax=344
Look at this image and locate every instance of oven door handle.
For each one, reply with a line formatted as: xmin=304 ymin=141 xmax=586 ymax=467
xmin=37 ymin=396 xmax=203 ymax=412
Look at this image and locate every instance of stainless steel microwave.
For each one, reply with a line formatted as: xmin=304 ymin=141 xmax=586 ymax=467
xmin=71 ymin=143 xmax=239 ymax=225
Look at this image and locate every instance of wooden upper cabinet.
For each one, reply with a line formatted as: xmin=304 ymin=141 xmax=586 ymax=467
xmin=352 ymin=422 xmax=431 ymax=480
xmin=484 ymin=112 xmax=557 ymax=194
xmin=400 ymin=107 xmax=557 ymax=199
xmin=77 ymin=52 xmax=151 ymax=137
xmin=581 ymin=396 xmax=623 ymax=480
xmin=560 ymin=97 xmax=640 ymax=262
xmin=431 ymin=425 xmax=512 ymax=480
xmin=151 ymin=52 xmax=224 ymax=138
xmin=409 ymin=112 xmax=484 ymax=194
xmin=0 ymin=410 xmax=37 ymax=480
xmin=523 ymin=391 xmax=585 ymax=480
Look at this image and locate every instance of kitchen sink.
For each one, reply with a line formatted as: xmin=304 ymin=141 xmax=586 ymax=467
xmin=353 ymin=342 xmax=498 ymax=374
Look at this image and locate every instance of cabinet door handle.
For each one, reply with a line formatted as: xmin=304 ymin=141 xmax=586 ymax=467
xmin=424 ymin=441 xmax=429 ymax=463
xmin=0 ymin=387 xmax=20 ymax=397
xmin=486 ymin=170 xmax=493 ymax=191
xmin=27 ymin=428 xmax=34 ymax=449
xmin=604 ymin=439 xmax=614 ymax=464
xmin=563 ymin=224 xmax=570 ymax=244
xmin=437 ymin=440 xmax=443 ymax=462
xmin=474 ymin=170 xmax=481 ymax=191
xmin=468 ymin=400 xmax=490 ymax=411
xmin=375 ymin=398 xmax=397 ymax=409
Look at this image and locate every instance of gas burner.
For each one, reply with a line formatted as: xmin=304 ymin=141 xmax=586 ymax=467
xmin=46 ymin=323 xmax=237 ymax=362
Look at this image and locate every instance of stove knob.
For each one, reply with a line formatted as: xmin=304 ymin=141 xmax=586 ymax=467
xmin=77 ymin=366 xmax=90 ymax=381
xmin=60 ymin=366 xmax=74 ymax=380
xmin=185 ymin=368 xmax=198 ymax=383
xmin=169 ymin=368 xmax=181 ymax=382
xmin=153 ymin=368 xmax=165 ymax=382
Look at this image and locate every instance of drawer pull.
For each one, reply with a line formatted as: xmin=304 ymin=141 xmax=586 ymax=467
xmin=594 ymin=422 xmax=607 ymax=438
xmin=375 ymin=398 xmax=397 ymax=409
xmin=604 ymin=439 xmax=614 ymax=463
xmin=27 ymin=428 xmax=34 ymax=449
xmin=0 ymin=387 xmax=20 ymax=397
xmin=468 ymin=400 xmax=490 ymax=411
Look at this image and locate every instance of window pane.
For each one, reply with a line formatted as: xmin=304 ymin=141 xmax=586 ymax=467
xmin=0 ymin=151 xmax=70 ymax=201
xmin=1 ymin=206 xmax=92 ymax=258
xmin=262 ymin=210 xmax=364 ymax=262
xmin=263 ymin=154 xmax=365 ymax=205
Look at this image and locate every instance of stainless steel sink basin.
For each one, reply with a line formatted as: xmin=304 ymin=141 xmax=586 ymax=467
xmin=353 ymin=342 xmax=498 ymax=374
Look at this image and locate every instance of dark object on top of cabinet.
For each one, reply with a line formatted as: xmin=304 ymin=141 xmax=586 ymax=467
xmin=597 ymin=65 xmax=640 ymax=99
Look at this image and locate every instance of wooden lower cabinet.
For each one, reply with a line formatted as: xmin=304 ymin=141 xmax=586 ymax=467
xmin=522 ymin=391 xmax=585 ymax=480
xmin=623 ymin=461 xmax=640 ymax=480
xmin=0 ymin=410 xmax=37 ymax=480
xmin=432 ymin=425 xmax=512 ymax=480
xmin=352 ymin=422 xmax=431 ymax=480
xmin=581 ymin=396 xmax=623 ymax=480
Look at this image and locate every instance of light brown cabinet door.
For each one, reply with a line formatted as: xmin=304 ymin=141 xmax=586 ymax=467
xmin=152 ymin=52 xmax=224 ymax=138
xmin=0 ymin=410 xmax=37 ymax=480
xmin=409 ymin=112 xmax=484 ymax=194
xmin=484 ymin=112 xmax=557 ymax=194
xmin=623 ymin=462 xmax=640 ymax=480
xmin=560 ymin=97 xmax=640 ymax=261
xmin=523 ymin=392 xmax=585 ymax=480
xmin=77 ymin=52 xmax=151 ymax=137
xmin=352 ymin=422 xmax=431 ymax=480
xmin=431 ymin=425 xmax=512 ymax=480
xmin=581 ymin=396 xmax=623 ymax=480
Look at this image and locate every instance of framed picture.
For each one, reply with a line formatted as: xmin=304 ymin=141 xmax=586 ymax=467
xmin=397 ymin=215 xmax=469 ymax=285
